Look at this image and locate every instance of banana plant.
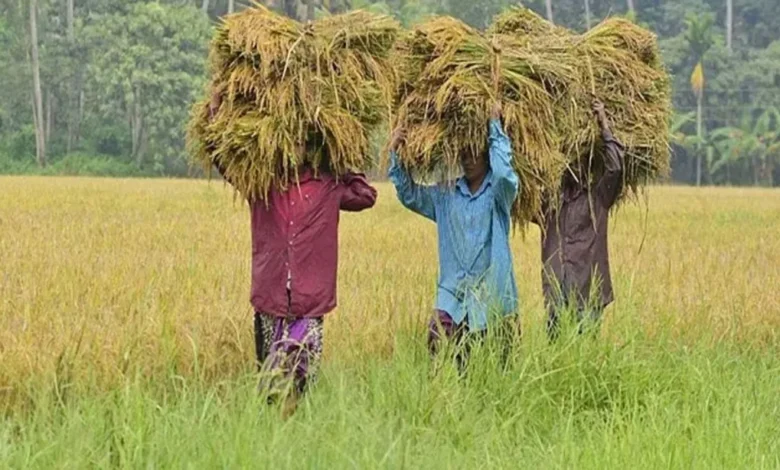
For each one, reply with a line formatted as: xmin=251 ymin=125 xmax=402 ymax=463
xmin=710 ymin=107 xmax=780 ymax=186
xmin=671 ymin=111 xmax=728 ymax=185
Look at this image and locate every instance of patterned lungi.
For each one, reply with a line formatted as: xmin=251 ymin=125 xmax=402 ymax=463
xmin=254 ymin=312 xmax=324 ymax=398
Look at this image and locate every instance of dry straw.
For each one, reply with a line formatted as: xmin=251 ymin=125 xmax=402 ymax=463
xmin=187 ymin=6 xmax=400 ymax=202
xmin=392 ymin=16 xmax=575 ymax=226
xmin=394 ymin=7 xmax=671 ymax=226
xmin=490 ymin=8 xmax=672 ymax=201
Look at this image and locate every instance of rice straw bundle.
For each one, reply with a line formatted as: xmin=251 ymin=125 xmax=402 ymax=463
xmin=391 ymin=16 xmax=576 ymax=226
xmin=489 ymin=8 xmax=672 ymax=201
xmin=187 ymin=6 xmax=400 ymax=201
xmin=489 ymin=6 xmax=569 ymax=38
xmin=568 ymin=18 xmax=672 ymax=196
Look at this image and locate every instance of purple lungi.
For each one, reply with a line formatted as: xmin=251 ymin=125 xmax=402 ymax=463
xmin=255 ymin=312 xmax=324 ymax=398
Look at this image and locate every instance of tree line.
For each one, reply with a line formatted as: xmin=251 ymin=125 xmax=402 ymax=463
xmin=0 ymin=0 xmax=778 ymax=186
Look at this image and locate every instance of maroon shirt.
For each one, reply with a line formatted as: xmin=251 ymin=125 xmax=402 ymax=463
xmin=249 ymin=169 xmax=377 ymax=318
xmin=215 ymin=162 xmax=377 ymax=318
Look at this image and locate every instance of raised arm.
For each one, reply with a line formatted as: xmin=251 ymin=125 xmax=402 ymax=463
xmin=339 ymin=172 xmax=378 ymax=212
xmin=488 ymin=102 xmax=520 ymax=214
xmin=593 ymin=100 xmax=625 ymax=208
xmin=388 ymin=151 xmax=438 ymax=221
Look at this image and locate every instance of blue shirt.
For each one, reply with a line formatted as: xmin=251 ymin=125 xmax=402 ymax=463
xmin=389 ymin=120 xmax=520 ymax=331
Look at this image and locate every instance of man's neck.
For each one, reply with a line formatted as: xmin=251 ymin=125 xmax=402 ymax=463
xmin=467 ymin=174 xmax=486 ymax=194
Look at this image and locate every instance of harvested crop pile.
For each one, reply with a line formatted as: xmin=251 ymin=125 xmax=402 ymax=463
xmin=391 ymin=16 xmax=576 ymax=226
xmin=188 ymin=6 xmax=400 ymax=201
xmin=489 ymin=7 xmax=672 ymax=200
xmin=392 ymin=8 xmax=671 ymax=226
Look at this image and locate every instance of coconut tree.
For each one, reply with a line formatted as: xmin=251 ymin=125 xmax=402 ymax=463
xmin=670 ymin=112 xmax=696 ymax=148
xmin=672 ymin=111 xmax=710 ymax=183
xmin=29 ymin=0 xmax=45 ymax=167
xmin=584 ymin=0 xmax=591 ymax=29
xmin=684 ymin=14 xmax=714 ymax=186
xmin=725 ymin=0 xmax=733 ymax=52
xmin=690 ymin=63 xmax=705 ymax=185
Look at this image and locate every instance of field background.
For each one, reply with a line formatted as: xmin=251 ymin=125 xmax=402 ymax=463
xmin=1 ymin=176 xmax=779 ymax=468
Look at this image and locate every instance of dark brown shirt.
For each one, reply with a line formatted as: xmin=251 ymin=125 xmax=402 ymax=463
xmin=536 ymin=129 xmax=625 ymax=310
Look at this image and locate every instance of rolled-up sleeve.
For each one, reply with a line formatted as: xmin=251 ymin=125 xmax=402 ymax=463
xmin=339 ymin=173 xmax=378 ymax=212
xmin=388 ymin=151 xmax=437 ymax=221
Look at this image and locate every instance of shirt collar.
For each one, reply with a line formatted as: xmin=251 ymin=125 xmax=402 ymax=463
xmin=296 ymin=166 xmax=328 ymax=184
xmin=456 ymin=170 xmax=493 ymax=199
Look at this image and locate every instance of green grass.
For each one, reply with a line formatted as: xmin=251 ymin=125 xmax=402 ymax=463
xmin=1 ymin=177 xmax=779 ymax=468
xmin=3 ymin=332 xmax=780 ymax=468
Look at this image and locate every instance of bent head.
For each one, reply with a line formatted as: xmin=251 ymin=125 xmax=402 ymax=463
xmin=299 ymin=131 xmax=332 ymax=174
xmin=565 ymin=153 xmax=602 ymax=189
xmin=459 ymin=151 xmax=489 ymax=185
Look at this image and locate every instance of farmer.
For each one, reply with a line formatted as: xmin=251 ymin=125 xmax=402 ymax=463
xmin=208 ymin=89 xmax=378 ymax=409
xmin=388 ymin=102 xmax=520 ymax=367
xmin=535 ymin=99 xmax=625 ymax=340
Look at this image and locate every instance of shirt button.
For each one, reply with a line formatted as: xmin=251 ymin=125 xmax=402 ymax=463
xmin=290 ymin=221 xmax=293 ymax=226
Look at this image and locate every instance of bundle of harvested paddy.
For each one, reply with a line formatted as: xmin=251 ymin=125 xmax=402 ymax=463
xmin=391 ymin=16 xmax=576 ymax=226
xmin=568 ymin=18 xmax=672 ymax=196
xmin=488 ymin=6 xmax=569 ymax=38
xmin=188 ymin=7 xmax=400 ymax=201
xmin=489 ymin=8 xmax=672 ymax=201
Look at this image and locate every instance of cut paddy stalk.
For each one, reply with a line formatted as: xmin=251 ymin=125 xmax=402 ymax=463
xmin=394 ymin=8 xmax=671 ymax=226
xmin=490 ymin=7 xmax=672 ymax=207
xmin=187 ymin=6 xmax=400 ymax=202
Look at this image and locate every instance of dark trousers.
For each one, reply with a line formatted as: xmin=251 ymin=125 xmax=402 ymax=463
xmin=546 ymin=300 xmax=604 ymax=341
xmin=428 ymin=310 xmax=517 ymax=372
xmin=428 ymin=310 xmax=486 ymax=372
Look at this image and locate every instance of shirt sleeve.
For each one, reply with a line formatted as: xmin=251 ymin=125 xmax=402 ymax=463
xmin=596 ymin=128 xmax=626 ymax=209
xmin=488 ymin=119 xmax=520 ymax=214
xmin=388 ymin=151 xmax=437 ymax=221
xmin=339 ymin=173 xmax=378 ymax=212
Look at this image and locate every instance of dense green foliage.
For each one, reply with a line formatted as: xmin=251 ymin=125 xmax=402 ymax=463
xmin=0 ymin=0 xmax=778 ymax=185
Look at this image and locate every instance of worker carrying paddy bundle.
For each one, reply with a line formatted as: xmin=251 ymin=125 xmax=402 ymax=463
xmin=188 ymin=6 xmax=398 ymax=415
xmin=388 ymin=101 xmax=519 ymax=369
xmin=535 ymin=99 xmax=625 ymax=341
xmin=207 ymin=89 xmax=378 ymax=412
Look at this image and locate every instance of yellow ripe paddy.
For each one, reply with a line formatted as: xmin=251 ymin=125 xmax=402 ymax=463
xmin=0 ymin=176 xmax=779 ymax=468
